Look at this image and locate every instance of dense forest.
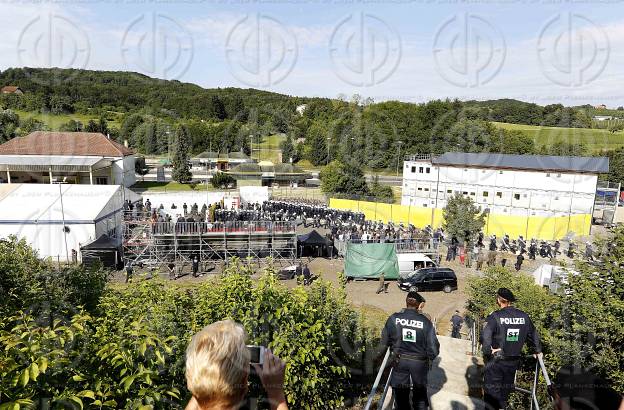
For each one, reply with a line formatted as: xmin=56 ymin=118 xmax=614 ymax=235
xmin=0 ymin=68 xmax=618 ymax=175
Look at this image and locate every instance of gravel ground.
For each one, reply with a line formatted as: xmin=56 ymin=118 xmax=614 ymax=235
xmin=112 ymin=221 xmax=571 ymax=335
xmin=285 ymin=253 xmax=549 ymax=335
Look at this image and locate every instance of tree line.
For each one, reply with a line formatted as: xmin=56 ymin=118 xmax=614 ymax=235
xmin=1 ymin=68 xmax=623 ymax=187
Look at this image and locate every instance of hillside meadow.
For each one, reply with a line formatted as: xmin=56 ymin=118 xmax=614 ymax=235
xmin=493 ymin=121 xmax=624 ymax=152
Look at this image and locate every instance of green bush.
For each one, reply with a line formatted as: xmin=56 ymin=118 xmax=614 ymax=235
xmin=466 ymin=253 xmax=624 ymax=404
xmin=465 ymin=267 xmax=557 ymax=406
xmin=211 ymin=172 xmax=235 ymax=189
xmin=0 ymin=257 xmax=381 ymax=409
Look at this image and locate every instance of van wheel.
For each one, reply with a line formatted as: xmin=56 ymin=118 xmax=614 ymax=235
xmin=443 ymin=285 xmax=452 ymax=293
xmin=410 ymin=286 xmax=419 ymax=292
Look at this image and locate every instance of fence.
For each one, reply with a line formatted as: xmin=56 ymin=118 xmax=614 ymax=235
xmin=329 ymin=198 xmax=592 ymax=240
xmin=144 ymin=221 xmax=296 ymax=236
xmin=270 ymin=187 xmax=327 ymax=204
xmin=334 ymin=238 xmax=439 ymax=258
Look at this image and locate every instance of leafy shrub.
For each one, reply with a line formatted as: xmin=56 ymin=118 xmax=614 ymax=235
xmin=0 ymin=256 xmax=382 ymax=409
xmin=211 ymin=172 xmax=235 ymax=189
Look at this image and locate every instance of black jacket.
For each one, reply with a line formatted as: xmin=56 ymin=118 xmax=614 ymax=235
xmin=381 ymin=309 xmax=439 ymax=360
xmin=481 ymin=306 xmax=542 ymax=358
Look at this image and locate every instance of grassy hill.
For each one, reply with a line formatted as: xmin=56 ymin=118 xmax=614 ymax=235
xmin=251 ymin=133 xmax=285 ymax=163
xmin=14 ymin=109 xmax=122 ymax=131
xmin=0 ymin=67 xmax=307 ymax=121
xmin=492 ymin=121 xmax=624 ymax=152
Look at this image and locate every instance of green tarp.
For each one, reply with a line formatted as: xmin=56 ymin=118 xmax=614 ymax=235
xmin=344 ymin=243 xmax=400 ymax=279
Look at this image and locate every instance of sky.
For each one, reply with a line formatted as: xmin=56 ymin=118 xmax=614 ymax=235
xmin=1 ymin=0 xmax=623 ymax=106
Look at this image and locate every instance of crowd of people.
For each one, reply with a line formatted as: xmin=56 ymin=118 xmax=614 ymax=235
xmin=124 ymin=197 xmax=600 ymax=271
xmin=124 ymin=198 xmax=441 ymax=243
xmin=445 ymin=231 xmax=598 ymax=271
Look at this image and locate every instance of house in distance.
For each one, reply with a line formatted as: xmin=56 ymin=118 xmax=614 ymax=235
xmin=0 ymin=85 xmax=24 ymax=95
xmin=0 ymin=132 xmax=136 ymax=187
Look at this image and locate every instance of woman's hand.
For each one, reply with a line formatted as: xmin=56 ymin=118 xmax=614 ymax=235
xmin=253 ymin=349 xmax=288 ymax=410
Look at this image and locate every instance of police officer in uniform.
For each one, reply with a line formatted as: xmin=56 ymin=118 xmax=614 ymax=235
xmin=482 ymin=288 xmax=542 ymax=410
xmin=381 ymin=291 xmax=440 ymax=410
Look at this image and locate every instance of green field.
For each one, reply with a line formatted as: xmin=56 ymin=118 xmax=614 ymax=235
xmin=14 ymin=109 xmax=122 ymax=131
xmin=251 ymin=133 xmax=285 ymax=163
xmin=493 ymin=121 xmax=624 ymax=152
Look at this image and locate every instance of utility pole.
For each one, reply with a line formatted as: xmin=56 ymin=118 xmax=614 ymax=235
xmin=396 ymin=140 xmax=403 ymax=176
xmin=327 ymin=137 xmax=331 ymax=165
xmin=56 ymin=182 xmax=70 ymax=265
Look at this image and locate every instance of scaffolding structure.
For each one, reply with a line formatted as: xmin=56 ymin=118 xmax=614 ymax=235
xmin=394 ymin=238 xmax=440 ymax=258
xmin=122 ymin=213 xmax=297 ymax=266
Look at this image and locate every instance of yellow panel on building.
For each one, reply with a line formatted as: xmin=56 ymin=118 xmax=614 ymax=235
xmin=328 ymin=198 xmax=591 ymax=240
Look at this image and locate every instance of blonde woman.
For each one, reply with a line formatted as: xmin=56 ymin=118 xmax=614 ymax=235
xmin=185 ymin=320 xmax=288 ymax=410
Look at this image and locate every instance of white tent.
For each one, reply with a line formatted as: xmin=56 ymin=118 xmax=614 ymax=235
xmin=531 ymin=264 xmax=577 ymax=293
xmin=0 ymin=184 xmax=139 ymax=261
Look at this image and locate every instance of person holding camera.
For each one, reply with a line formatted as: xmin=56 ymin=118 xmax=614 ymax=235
xmin=185 ymin=320 xmax=288 ymax=410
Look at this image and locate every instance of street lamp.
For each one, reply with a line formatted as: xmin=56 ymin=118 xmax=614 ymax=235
xmin=396 ymin=140 xmax=403 ymax=176
xmin=249 ymin=134 xmax=254 ymax=159
xmin=326 ymin=137 xmax=331 ymax=165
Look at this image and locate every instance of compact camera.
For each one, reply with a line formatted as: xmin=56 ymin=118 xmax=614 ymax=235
xmin=247 ymin=345 xmax=266 ymax=365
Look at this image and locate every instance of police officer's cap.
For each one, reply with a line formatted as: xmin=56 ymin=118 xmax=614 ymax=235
xmin=497 ymin=288 xmax=516 ymax=302
xmin=407 ymin=291 xmax=425 ymax=304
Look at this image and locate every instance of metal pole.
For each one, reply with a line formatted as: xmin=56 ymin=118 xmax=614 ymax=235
xmin=377 ymin=369 xmax=393 ymax=410
xmin=58 ymin=183 xmax=70 ymax=265
xmin=531 ymin=361 xmax=540 ymax=410
xmin=327 ymin=138 xmax=331 ymax=165
xmin=537 ymin=355 xmax=552 ymax=387
xmin=363 ymin=347 xmax=391 ymax=410
xmin=396 ymin=142 xmax=402 ymax=176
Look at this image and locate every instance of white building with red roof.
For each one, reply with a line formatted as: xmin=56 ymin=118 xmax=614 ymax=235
xmin=0 ymin=131 xmax=136 ymax=187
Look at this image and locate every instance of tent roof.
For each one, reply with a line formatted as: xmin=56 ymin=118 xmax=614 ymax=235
xmin=0 ymin=155 xmax=111 ymax=172
xmin=0 ymin=132 xmax=133 ymax=157
xmin=0 ymin=184 xmax=130 ymax=223
xmin=297 ymin=230 xmax=327 ymax=246
xmin=81 ymin=234 xmax=119 ymax=250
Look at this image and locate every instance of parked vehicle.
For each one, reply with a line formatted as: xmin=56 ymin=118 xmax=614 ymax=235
xmin=397 ymin=253 xmax=437 ymax=275
xmin=397 ymin=267 xmax=457 ymax=293
xmin=277 ymin=265 xmax=301 ymax=280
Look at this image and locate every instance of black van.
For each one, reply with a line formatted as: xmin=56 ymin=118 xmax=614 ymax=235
xmin=397 ymin=267 xmax=458 ymax=293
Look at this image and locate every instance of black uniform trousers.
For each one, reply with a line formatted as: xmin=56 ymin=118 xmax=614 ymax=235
xmin=391 ymin=357 xmax=429 ymax=410
xmin=483 ymin=358 xmax=519 ymax=410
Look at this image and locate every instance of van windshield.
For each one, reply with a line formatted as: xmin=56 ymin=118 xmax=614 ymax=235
xmin=400 ymin=268 xmax=428 ymax=280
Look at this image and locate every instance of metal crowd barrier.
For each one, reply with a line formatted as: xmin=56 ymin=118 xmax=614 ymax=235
xmin=341 ymin=238 xmax=440 ymax=255
xmin=144 ymin=221 xmax=296 ymax=235
xmin=514 ymin=355 xmax=553 ymax=410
